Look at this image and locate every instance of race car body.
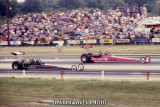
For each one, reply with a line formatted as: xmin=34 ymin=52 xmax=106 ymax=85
xmin=12 ymin=59 xmax=84 ymax=71
xmin=81 ymin=52 xmax=151 ymax=64
xmin=91 ymin=56 xmax=140 ymax=62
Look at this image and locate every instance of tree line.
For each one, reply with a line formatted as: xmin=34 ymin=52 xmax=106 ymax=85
xmin=0 ymin=0 xmax=160 ymax=25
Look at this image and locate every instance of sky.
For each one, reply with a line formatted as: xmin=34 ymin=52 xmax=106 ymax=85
xmin=17 ymin=0 xmax=25 ymax=3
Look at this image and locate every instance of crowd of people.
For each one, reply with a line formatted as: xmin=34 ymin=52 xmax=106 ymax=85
xmin=150 ymin=27 xmax=160 ymax=37
xmin=0 ymin=7 xmax=149 ymax=42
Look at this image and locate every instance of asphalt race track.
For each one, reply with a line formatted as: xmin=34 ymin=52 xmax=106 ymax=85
xmin=0 ymin=59 xmax=160 ymax=81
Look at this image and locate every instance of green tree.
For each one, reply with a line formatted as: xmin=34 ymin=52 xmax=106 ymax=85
xmin=9 ymin=0 xmax=22 ymax=17
xmin=0 ymin=0 xmax=7 ymax=16
xmin=112 ymin=0 xmax=128 ymax=9
xmin=22 ymin=0 xmax=44 ymax=14
xmin=87 ymin=0 xmax=97 ymax=8
xmin=153 ymin=0 xmax=160 ymax=16
xmin=58 ymin=0 xmax=86 ymax=10
xmin=1 ymin=0 xmax=160 ymax=25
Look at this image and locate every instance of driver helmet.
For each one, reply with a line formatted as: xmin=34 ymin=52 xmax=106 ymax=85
xmin=105 ymin=51 xmax=109 ymax=56
xmin=29 ymin=58 xmax=35 ymax=64
xmin=97 ymin=51 xmax=103 ymax=56
xmin=36 ymin=59 xmax=41 ymax=64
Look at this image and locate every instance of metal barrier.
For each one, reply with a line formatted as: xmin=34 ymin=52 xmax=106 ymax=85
xmin=19 ymin=70 xmax=158 ymax=81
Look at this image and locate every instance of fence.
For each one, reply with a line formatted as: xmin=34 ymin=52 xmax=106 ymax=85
xmin=7 ymin=69 xmax=160 ymax=81
xmin=0 ymin=38 xmax=160 ymax=46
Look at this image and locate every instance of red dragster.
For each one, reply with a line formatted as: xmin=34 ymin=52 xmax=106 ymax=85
xmin=80 ymin=51 xmax=151 ymax=64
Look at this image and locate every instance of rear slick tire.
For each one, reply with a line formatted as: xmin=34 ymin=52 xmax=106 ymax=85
xmin=81 ymin=54 xmax=90 ymax=63
xmin=12 ymin=61 xmax=23 ymax=70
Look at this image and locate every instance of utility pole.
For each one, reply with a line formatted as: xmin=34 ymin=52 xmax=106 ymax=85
xmin=6 ymin=0 xmax=10 ymax=46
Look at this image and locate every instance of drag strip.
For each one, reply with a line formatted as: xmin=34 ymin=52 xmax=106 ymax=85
xmin=0 ymin=60 xmax=160 ymax=80
xmin=0 ymin=60 xmax=160 ymax=65
xmin=0 ymin=69 xmax=160 ymax=74
xmin=0 ymin=54 xmax=160 ymax=59
xmin=0 ymin=59 xmax=160 ymax=71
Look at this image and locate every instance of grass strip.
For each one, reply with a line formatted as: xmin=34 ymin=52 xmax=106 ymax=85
xmin=0 ymin=77 xmax=160 ymax=107
xmin=0 ymin=45 xmax=160 ymax=55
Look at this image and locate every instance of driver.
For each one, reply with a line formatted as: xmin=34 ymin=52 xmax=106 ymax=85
xmin=105 ymin=51 xmax=110 ymax=56
xmin=28 ymin=58 xmax=35 ymax=64
xmin=96 ymin=51 xmax=103 ymax=56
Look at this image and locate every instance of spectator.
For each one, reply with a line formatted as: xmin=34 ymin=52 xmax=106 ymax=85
xmin=56 ymin=38 xmax=64 ymax=54
xmin=0 ymin=7 xmax=148 ymax=42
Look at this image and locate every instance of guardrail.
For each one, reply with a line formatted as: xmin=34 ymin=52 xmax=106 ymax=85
xmin=0 ymin=54 xmax=160 ymax=59
xmin=60 ymin=70 xmax=158 ymax=80
xmin=1 ymin=69 xmax=160 ymax=81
